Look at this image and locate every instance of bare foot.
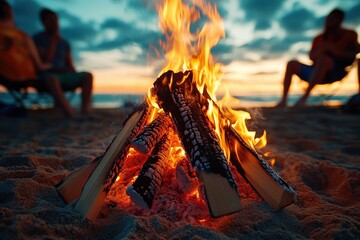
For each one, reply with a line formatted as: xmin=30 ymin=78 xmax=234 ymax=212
xmin=275 ymin=101 xmax=287 ymax=108
xmin=293 ymin=100 xmax=306 ymax=108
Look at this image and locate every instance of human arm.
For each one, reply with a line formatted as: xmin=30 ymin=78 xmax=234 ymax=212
xmin=65 ymin=51 xmax=76 ymax=72
xmin=26 ymin=35 xmax=52 ymax=71
xmin=42 ymin=34 xmax=60 ymax=63
xmin=309 ymin=36 xmax=326 ymax=62
xmin=323 ymin=31 xmax=359 ymax=63
xmin=358 ymin=58 xmax=360 ymax=93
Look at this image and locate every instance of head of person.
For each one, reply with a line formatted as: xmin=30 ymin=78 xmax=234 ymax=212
xmin=325 ymin=8 xmax=344 ymax=31
xmin=40 ymin=8 xmax=59 ymax=34
xmin=0 ymin=0 xmax=13 ymax=22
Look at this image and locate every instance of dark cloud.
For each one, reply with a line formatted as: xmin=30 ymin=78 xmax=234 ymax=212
xmin=97 ymin=18 xmax=161 ymax=50
xmin=57 ymin=10 xmax=98 ymax=43
xmin=240 ymin=34 xmax=313 ymax=61
xmin=212 ymin=42 xmax=234 ymax=56
xmin=9 ymin=0 xmax=43 ymax=35
xmin=211 ymin=41 xmax=235 ymax=64
xmin=238 ymin=0 xmax=284 ymax=30
xmin=346 ymin=3 xmax=360 ymax=25
xmin=279 ymin=6 xmax=318 ymax=33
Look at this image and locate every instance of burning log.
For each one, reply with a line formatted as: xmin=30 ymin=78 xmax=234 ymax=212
xmin=201 ymin=88 xmax=296 ymax=210
xmin=126 ymin=132 xmax=172 ymax=209
xmin=74 ymin=104 xmax=153 ymax=219
xmin=227 ymin=127 xmax=296 ymax=210
xmin=131 ymin=113 xmax=173 ymax=154
xmin=153 ymin=70 xmax=241 ymax=217
xmin=175 ymin=158 xmax=199 ymax=194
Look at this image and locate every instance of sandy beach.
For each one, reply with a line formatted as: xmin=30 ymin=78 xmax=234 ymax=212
xmin=0 ymin=106 xmax=359 ymax=239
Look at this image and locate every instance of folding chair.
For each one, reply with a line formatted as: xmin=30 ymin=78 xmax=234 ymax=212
xmin=0 ymin=75 xmax=78 ymax=109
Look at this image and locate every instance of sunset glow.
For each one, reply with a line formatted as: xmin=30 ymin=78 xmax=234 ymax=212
xmin=3 ymin=0 xmax=360 ymax=105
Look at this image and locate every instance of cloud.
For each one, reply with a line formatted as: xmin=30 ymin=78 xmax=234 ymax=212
xmin=97 ymin=18 xmax=161 ymax=50
xmin=278 ymin=6 xmax=318 ymax=33
xmin=239 ymin=33 xmax=313 ymax=61
xmin=346 ymin=3 xmax=360 ymax=25
xmin=237 ymin=0 xmax=284 ymax=30
xmin=57 ymin=10 xmax=98 ymax=43
xmin=9 ymin=0 xmax=43 ymax=35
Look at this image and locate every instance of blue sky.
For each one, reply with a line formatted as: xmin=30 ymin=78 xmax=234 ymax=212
xmin=7 ymin=0 xmax=360 ymax=95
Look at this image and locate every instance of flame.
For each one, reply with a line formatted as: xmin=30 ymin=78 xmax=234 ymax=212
xmin=156 ymin=0 xmax=224 ymax=97
xmin=153 ymin=0 xmax=267 ymax=160
xmin=112 ymin=0 xmax=273 ymax=221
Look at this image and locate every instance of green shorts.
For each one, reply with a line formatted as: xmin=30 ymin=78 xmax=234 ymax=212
xmin=53 ymin=72 xmax=88 ymax=91
xmin=39 ymin=71 xmax=88 ymax=91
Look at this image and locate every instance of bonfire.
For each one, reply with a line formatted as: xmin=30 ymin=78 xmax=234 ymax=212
xmin=56 ymin=0 xmax=295 ymax=221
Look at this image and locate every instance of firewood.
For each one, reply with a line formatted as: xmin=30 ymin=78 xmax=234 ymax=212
xmin=200 ymin=88 xmax=295 ymax=210
xmin=131 ymin=113 xmax=173 ymax=154
xmin=153 ymin=70 xmax=241 ymax=217
xmin=75 ymin=104 xmax=152 ymax=219
xmin=56 ymin=157 xmax=101 ymax=204
xmin=175 ymin=158 xmax=199 ymax=194
xmin=126 ymin=133 xmax=172 ymax=209
xmin=227 ymin=127 xmax=296 ymax=210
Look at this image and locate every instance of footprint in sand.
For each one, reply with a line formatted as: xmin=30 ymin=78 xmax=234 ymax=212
xmin=300 ymin=162 xmax=360 ymax=206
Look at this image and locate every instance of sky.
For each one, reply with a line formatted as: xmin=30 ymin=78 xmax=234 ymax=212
xmin=7 ymin=0 xmax=360 ymax=97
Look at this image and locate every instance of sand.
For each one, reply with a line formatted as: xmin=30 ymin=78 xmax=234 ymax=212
xmin=0 ymin=106 xmax=359 ymax=239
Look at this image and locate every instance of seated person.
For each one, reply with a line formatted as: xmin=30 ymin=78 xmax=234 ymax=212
xmin=0 ymin=0 xmax=76 ymax=117
xmin=277 ymin=8 xmax=359 ymax=108
xmin=33 ymin=8 xmax=93 ymax=115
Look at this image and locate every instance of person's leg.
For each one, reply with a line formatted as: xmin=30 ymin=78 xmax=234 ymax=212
xmin=294 ymin=56 xmax=334 ymax=107
xmin=80 ymin=72 xmax=93 ymax=114
xmin=42 ymin=76 xmax=75 ymax=118
xmin=357 ymin=59 xmax=360 ymax=93
xmin=277 ymin=60 xmax=302 ymax=107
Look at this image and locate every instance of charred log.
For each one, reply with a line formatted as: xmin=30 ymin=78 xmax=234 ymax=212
xmin=153 ymin=70 xmax=236 ymax=188
xmin=126 ymin=133 xmax=172 ymax=209
xmin=153 ymin=70 xmax=241 ymax=217
xmin=131 ymin=113 xmax=173 ymax=154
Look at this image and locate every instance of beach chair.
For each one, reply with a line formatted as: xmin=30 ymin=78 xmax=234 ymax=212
xmin=0 ymin=75 xmax=43 ymax=108
xmin=0 ymin=75 xmax=77 ymax=109
xmin=298 ymin=58 xmax=359 ymax=105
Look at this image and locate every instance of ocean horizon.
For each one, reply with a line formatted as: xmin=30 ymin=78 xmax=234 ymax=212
xmin=0 ymin=91 xmax=355 ymax=109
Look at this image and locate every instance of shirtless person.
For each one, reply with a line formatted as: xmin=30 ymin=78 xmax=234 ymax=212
xmin=277 ymin=8 xmax=359 ymax=108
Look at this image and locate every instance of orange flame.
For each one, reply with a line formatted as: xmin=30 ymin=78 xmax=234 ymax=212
xmin=157 ymin=0 xmax=224 ymax=97
xmin=153 ymin=0 xmax=267 ymax=159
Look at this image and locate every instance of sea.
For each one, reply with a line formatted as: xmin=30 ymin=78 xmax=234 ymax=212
xmin=0 ymin=92 xmax=355 ymax=109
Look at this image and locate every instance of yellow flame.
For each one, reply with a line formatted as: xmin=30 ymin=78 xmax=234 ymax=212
xmin=269 ymin=158 xmax=276 ymax=167
xmin=157 ymin=0 xmax=224 ymax=98
xmin=152 ymin=0 xmax=268 ymax=162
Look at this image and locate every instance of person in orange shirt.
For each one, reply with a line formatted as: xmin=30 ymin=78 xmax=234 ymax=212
xmin=0 ymin=0 xmax=75 ymax=117
xmin=277 ymin=8 xmax=360 ymax=108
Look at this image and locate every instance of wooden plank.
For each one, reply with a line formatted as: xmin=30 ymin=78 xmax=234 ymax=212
xmin=56 ymin=157 xmax=100 ymax=204
xmin=74 ymin=106 xmax=150 ymax=219
xmin=228 ymin=127 xmax=295 ymax=210
xmin=200 ymin=171 xmax=241 ymax=218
